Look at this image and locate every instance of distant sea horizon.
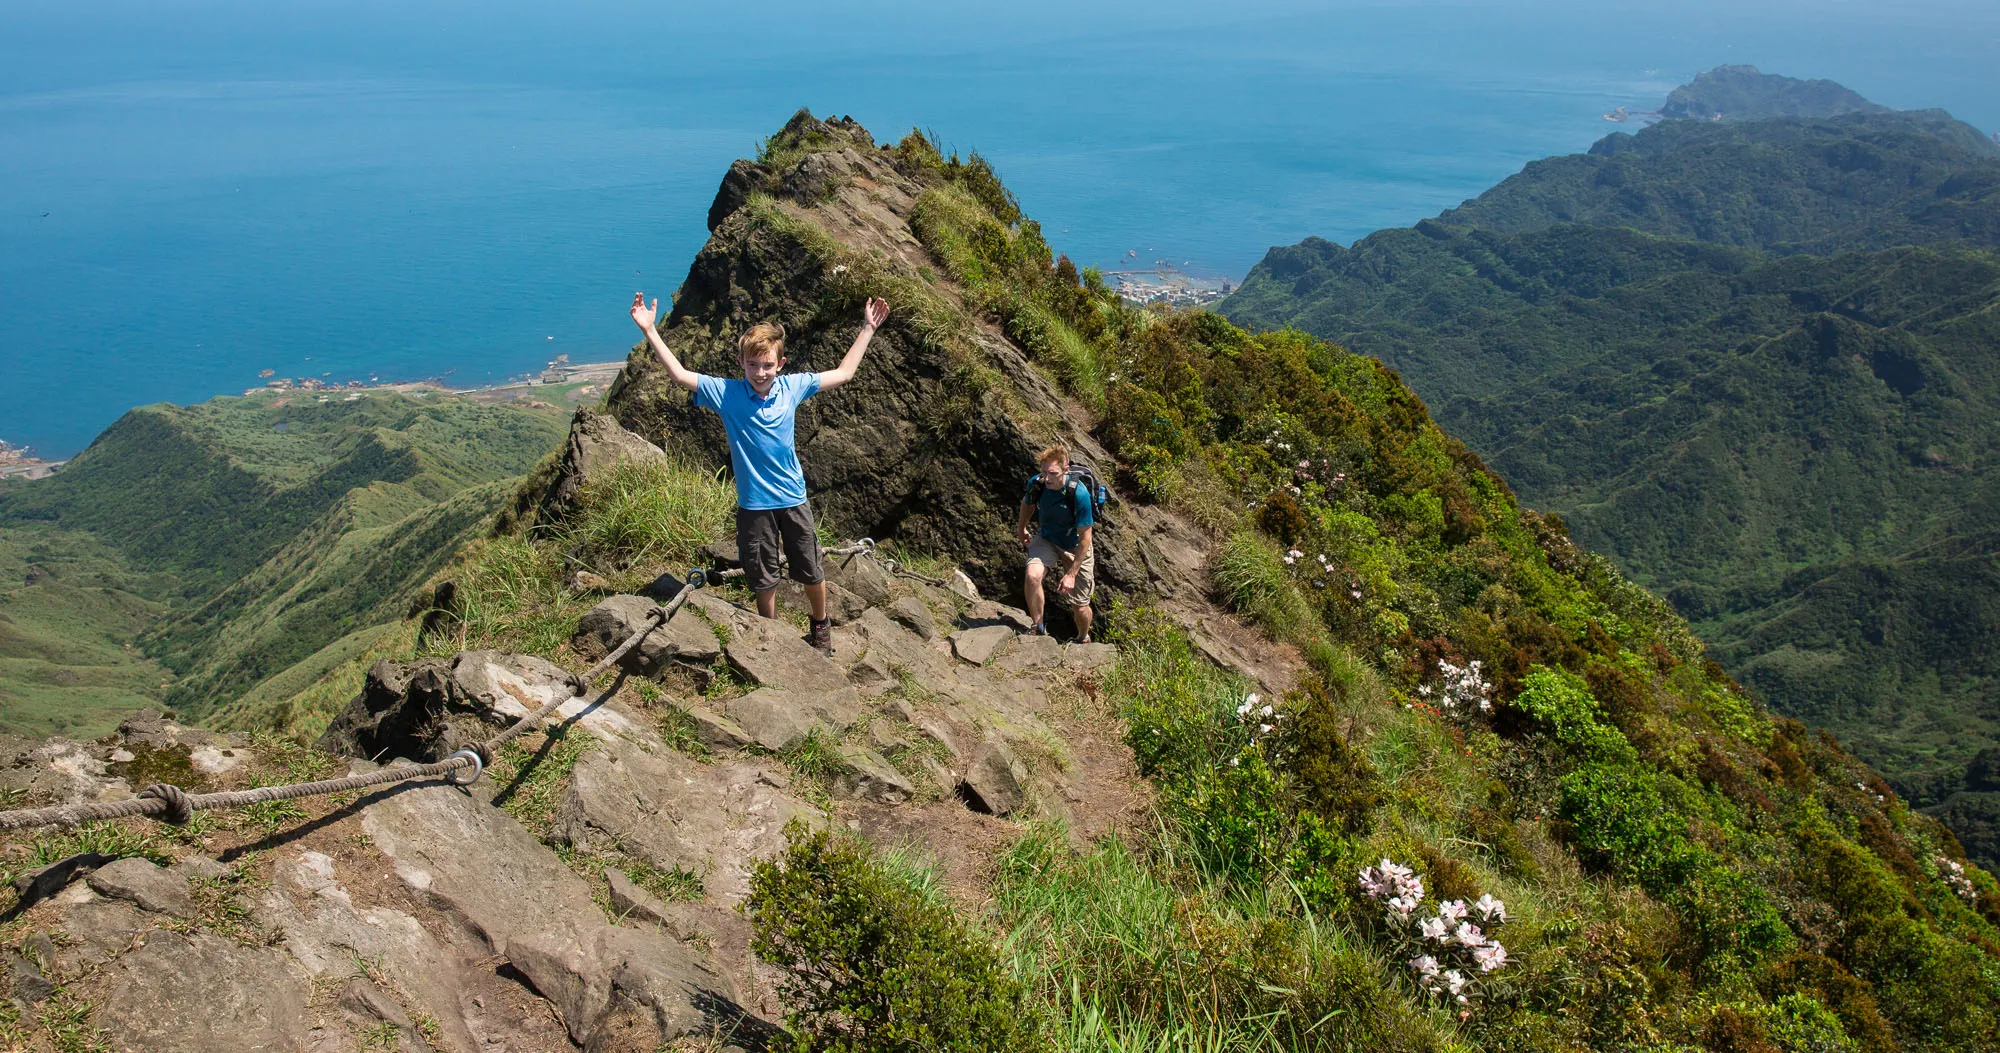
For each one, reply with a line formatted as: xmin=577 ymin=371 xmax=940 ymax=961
xmin=5 ymin=0 xmax=1996 ymax=458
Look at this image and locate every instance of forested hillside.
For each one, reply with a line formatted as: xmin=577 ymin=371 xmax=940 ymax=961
xmin=0 ymin=392 xmax=565 ymax=735
xmin=1222 ymin=70 xmax=2000 ymax=865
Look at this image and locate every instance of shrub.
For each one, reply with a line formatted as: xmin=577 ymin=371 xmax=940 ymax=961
xmin=746 ymin=824 xmax=1048 ymax=1052
xmin=1511 ymin=666 xmax=1636 ymax=764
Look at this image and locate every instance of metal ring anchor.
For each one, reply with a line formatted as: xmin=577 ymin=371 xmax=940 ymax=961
xmin=445 ymin=748 xmax=484 ymax=786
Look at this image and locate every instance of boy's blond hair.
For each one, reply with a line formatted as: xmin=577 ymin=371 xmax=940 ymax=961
xmin=1035 ymin=443 xmax=1070 ymax=469
xmin=739 ymin=323 xmax=786 ymax=362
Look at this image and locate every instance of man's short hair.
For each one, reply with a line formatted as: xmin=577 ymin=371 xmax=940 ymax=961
xmin=739 ymin=323 xmax=786 ymax=361
xmin=1035 ymin=443 xmax=1070 ymax=469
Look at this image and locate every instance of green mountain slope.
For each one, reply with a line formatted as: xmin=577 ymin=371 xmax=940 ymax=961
xmin=1659 ymin=64 xmax=1891 ymax=121
xmin=393 ymin=114 xmax=2000 ymax=1048
xmin=1220 ymin=73 xmax=2000 ymax=865
xmin=1430 ymin=111 xmax=2000 ymax=255
xmin=0 ymin=392 xmax=566 ymax=733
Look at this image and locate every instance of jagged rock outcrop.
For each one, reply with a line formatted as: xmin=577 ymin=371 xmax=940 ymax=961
xmin=537 ymin=408 xmax=672 ymax=526
xmin=598 ymin=112 xmax=1126 ymax=600
xmin=570 ymin=110 xmax=1296 ymax=698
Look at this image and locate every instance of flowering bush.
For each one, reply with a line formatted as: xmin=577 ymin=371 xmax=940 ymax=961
xmin=1937 ymin=855 xmax=1977 ymax=901
xmin=1357 ymin=858 xmax=1511 ymax=1008
xmin=1415 ymin=658 xmax=1491 ymax=714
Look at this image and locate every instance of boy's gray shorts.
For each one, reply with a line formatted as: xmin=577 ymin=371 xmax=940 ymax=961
xmin=737 ymin=503 xmax=823 ymax=593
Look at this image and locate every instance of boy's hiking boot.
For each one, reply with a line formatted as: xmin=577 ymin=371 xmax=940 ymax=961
xmin=808 ymin=617 xmax=834 ymax=655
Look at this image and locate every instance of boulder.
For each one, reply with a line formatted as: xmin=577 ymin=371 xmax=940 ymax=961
xmin=714 ymin=690 xmax=819 ymax=753
xmin=537 ymin=409 xmax=671 ymax=526
xmin=825 ymin=553 xmax=895 ymax=607
xmin=847 ymin=651 xmax=896 ymax=696
xmin=723 ymin=619 xmax=851 ymax=695
xmin=960 ymin=599 xmax=1035 ymax=631
xmin=886 ymin=596 xmax=938 ymax=641
xmin=950 ymin=625 xmax=1015 ymax=666
xmin=852 ymin=609 xmax=949 ymax=679
xmin=827 ymin=747 xmax=915 ymax=804
xmin=994 ymin=634 xmax=1063 ymax=675
xmin=571 ymin=595 xmax=722 ymax=676
xmin=91 ymin=933 xmax=314 ymax=1053
xmin=946 ymin=569 xmax=980 ymax=602
xmin=12 ymin=852 xmax=112 ymax=909
xmin=85 ymin=857 xmax=195 ymax=919
xmin=776 ymin=578 xmax=868 ymax=625
xmin=677 ymin=703 xmax=756 ymax=751
xmin=1065 ymin=641 xmax=1119 ymax=671
xmin=960 ymin=740 xmax=1028 ymax=817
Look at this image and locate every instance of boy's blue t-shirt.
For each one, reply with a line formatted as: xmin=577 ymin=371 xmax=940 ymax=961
xmin=693 ymin=372 xmax=822 ymax=510
xmin=1024 ymin=474 xmax=1094 ymax=550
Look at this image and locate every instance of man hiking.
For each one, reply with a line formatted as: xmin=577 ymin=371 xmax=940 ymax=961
xmin=1018 ymin=443 xmax=1094 ymax=642
xmin=630 ymin=291 xmax=890 ymax=652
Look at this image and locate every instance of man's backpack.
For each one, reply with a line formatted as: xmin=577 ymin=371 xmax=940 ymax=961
xmin=1028 ymin=459 xmax=1115 ymax=523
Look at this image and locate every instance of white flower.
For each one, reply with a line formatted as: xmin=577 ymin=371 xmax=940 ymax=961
xmin=1350 ymin=589 xmax=1363 ymax=599
xmin=1452 ymin=922 xmax=1485 ymax=948
xmin=1418 ymin=917 xmax=1449 ymax=942
xmin=1387 ymin=894 xmax=1421 ymax=917
xmin=1444 ymin=970 xmax=1467 ymax=996
xmin=1237 ymin=701 xmax=1253 ymax=717
xmin=1437 ymin=900 xmax=1468 ymax=923
xmin=1473 ymin=894 xmax=1507 ymax=923
xmin=1298 ymin=460 xmax=1310 ymax=469
xmin=1472 ymin=942 xmax=1509 ymax=972
xmin=1259 ymin=704 xmax=1274 ymax=717
xmin=1409 ymin=954 xmax=1440 ymax=979
xmin=1258 ymin=723 xmax=1274 ymax=735
xmin=1244 ymin=692 xmax=1260 ymax=706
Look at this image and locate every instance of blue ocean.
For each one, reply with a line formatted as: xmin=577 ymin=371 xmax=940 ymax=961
xmin=4 ymin=0 xmax=1996 ymax=458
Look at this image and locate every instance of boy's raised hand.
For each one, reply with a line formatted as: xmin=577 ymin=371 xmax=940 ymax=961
xmin=863 ymin=296 xmax=890 ymax=330
xmin=631 ymin=292 xmax=660 ymax=331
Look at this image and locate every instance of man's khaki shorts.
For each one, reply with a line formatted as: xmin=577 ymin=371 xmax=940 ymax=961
xmin=1026 ymin=536 xmax=1094 ymax=609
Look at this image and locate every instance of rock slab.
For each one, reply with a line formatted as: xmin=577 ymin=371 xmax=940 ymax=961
xmin=85 ymin=857 xmax=195 ymax=919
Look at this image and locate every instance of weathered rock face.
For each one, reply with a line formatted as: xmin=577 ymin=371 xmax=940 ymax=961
xmin=571 ymin=594 xmax=723 ymax=677
xmin=317 ymin=651 xmax=581 ymax=764
xmin=537 ymin=408 xmax=672 ymax=527
xmin=599 ymin=112 xmax=1117 ymax=600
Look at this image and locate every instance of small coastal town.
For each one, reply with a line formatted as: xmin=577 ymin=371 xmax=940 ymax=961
xmin=243 ymin=354 xmax=627 ymax=409
xmin=1107 ymin=259 xmax=1235 ymax=307
xmin=0 ymin=440 xmax=61 ymax=480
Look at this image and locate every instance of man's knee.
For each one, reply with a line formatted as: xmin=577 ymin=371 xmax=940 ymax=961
xmin=1024 ymin=562 xmax=1045 ymax=584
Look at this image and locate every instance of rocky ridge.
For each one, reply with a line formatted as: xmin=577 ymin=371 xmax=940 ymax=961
xmin=0 ymin=545 xmax=1142 ymax=1050
xmin=0 ymin=112 xmax=1297 ymax=1051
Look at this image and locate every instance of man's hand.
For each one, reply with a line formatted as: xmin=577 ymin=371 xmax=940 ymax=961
xmin=1060 ymin=571 xmax=1078 ymax=593
xmin=631 ymin=292 xmax=660 ymax=331
xmin=1019 ymin=523 xmax=1035 ymax=547
xmin=863 ymin=296 xmax=890 ymax=330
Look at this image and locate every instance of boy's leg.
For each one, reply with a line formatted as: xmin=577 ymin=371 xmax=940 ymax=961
xmin=802 ymin=581 xmax=828 ymax=622
xmin=777 ymin=502 xmax=827 ymax=621
xmin=738 ymin=508 xmax=784 ymax=618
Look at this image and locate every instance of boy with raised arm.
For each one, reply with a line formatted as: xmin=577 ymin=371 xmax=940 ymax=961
xmin=630 ymin=292 xmax=890 ymax=653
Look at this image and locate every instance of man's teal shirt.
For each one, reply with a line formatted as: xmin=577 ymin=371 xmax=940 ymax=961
xmin=694 ymin=372 xmax=821 ymax=510
xmin=1025 ymin=474 xmax=1095 ymax=549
